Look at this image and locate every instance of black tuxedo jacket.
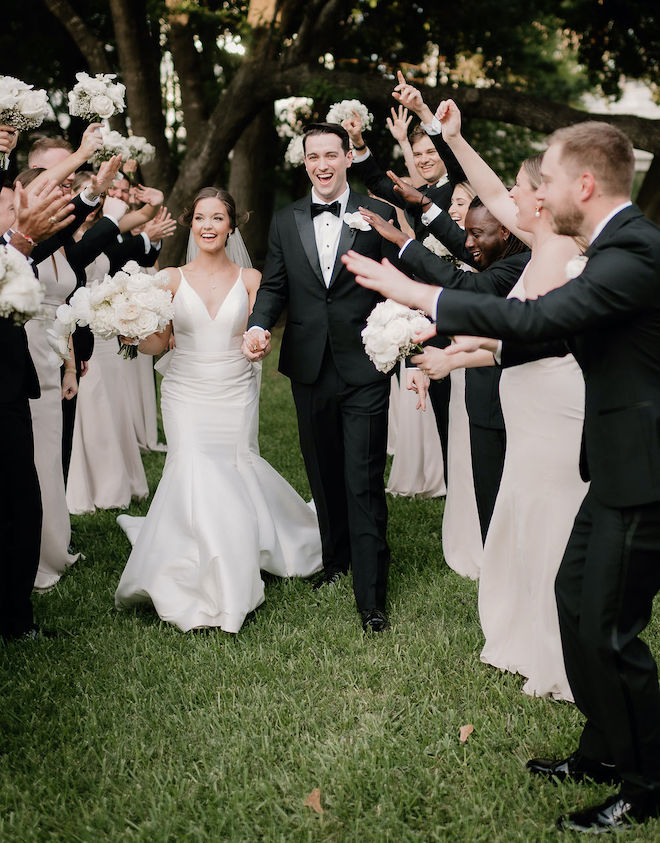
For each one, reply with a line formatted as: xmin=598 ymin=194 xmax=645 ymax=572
xmin=400 ymin=244 xmax=529 ymax=429
xmin=104 ymin=233 xmax=160 ymax=275
xmin=432 ymin=204 xmax=660 ymax=507
xmin=351 ymin=133 xmax=465 ymax=236
xmin=248 ymin=191 xmax=397 ymax=386
xmin=0 ymin=317 xmax=40 ymax=404
xmin=30 ymin=194 xmax=94 ymax=266
xmin=421 ymin=206 xmax=475 ymax=267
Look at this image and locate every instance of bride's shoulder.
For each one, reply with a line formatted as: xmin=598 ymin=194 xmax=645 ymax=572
xmin=163 ymin=266 xmax=184 ymax=294
xmin=241 ymin=267 xmax=262 ymax=293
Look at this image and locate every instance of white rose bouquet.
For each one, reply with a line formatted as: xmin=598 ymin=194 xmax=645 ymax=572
xmin=48 ymin=261 xmax=173 ymax=360
xmin=361 ymin=299 xmax=433 ymax=373
xmin=0 ymin=76 xmax=50 ymax=166
xmin=285 ymin=134 xmax=305 ymax=167
xmin=0 ymin=245 xmax=44 ymax=325
xmin=68 ymin=72 xmax=126 ymax=123
xmin=93 ymin=128 xmax=155 ymax=174
xmin=423 ymin=234 xmax=459 ymax=265
xmin=326 ymin=99 xmax=374 ymax=135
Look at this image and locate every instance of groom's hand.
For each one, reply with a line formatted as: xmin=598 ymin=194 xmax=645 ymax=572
xmin=242 ymin=327 xmax=271 ymax=361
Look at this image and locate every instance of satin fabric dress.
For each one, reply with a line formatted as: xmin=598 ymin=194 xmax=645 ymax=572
xmin=115 ymin=269 xmax=322 ymax=632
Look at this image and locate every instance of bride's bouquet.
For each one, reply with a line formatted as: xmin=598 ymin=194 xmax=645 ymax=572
xmin=361 ymin=299 xmax=433 ymax=373
xmin=68 ymin=72 xmax=126 ymax=123
xmin=93 ymin=128 xmax=155 ymax=175
xmin=0 ymin=245 xmax=44 ymax=325
xmin=0 ymin=75 xmax=50 ymax=166
xmin=326 ymin=99 xmax=374 ymax=135
xmin=48 ymin=261 xmax=173 ymax=360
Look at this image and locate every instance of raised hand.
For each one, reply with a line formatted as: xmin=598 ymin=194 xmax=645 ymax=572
xmin=385 ymin=105 xmax=412 ymax=144
xmin=241 ymin=327 xmax=271 ymax=361
xmin=14 ymin=180 xmax=75 ymax=242
xmin=91 ymin=154 xmax=122 ymax=196
xmin=357 ymin=206 xmax=407 ymax=248
xmin=435 ymin=99 xmax=462 ymax=140
xmin=341 ymin=110 xmax=365 ymax=148
xmin=143 ymin=207 xmax=177 ymax=241
xmin=79 ymin=122 xmax=104 ymax=160
xmin=134 ymin=185 xmax=164 ymax=207
xmin=0 ymin=124 xmax=18 ymax=155
xmin=386 ymin=170 xmax=425 ymax=205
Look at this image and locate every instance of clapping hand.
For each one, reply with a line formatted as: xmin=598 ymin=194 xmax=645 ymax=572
xmin=90 ymin=154 xmax=122 ymax=196
xmin=14 ymin=180 xmax=75 ymax=241
xmin=0 ymin=124 xmax=18 ymax=155
xmin=241 ymin=328 xmax=271 ymax=361
xmin=435 ymin=99 xmax=462 ymax=140
xmin=143 ymin=207 xmax=177 ymax=241
xmin=385 ymin=105 xmax=412 ymax=144
xmin=134 ymin=185 xmax=164 ymax=207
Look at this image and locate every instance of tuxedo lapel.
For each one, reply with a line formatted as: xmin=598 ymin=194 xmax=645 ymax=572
xmin=294 ymin=198 xmax=325 ymax=287
xmin=587 ymin=204 xmax=640 ymax=255
xmin=329 ymin=191 xmax=359 ymax=285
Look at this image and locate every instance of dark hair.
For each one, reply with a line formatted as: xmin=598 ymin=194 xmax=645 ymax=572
xmin=179 ymin=187 xmax=247 ymax=231
xmin=302 ymin=122 xmax=350 ymax=154
xmin=467 ymin=196 xmax=528 ymax=259
xmin=14 ymin=167 xmax=45 ymax=189
xmin=548 ymin=121 xmax=634 ymax=197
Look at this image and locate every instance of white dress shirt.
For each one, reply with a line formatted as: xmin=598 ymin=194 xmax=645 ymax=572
xmin=312 ymin=185 xmax=350 ymax=287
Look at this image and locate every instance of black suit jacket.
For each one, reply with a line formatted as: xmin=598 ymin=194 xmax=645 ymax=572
xmin=0 ymin=317 xmax=40 ymax=403
xmin=248 ymin=191 xmax=397 ymax=386
xmin=104 ymin=233 xmax=160 ymax=275
xmin=432 ymin=204 xmax=660 ymax=507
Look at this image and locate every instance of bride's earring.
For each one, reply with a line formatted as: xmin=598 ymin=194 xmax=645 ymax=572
xmin=535 ymin=205 xmax=541 ymax=218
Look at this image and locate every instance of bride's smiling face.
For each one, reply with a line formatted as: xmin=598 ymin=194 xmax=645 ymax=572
xmin=192 ymin=197 xmax=232 ymax=251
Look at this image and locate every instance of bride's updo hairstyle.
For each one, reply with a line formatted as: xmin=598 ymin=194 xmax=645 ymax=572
xmin=179 ymin=187 xmax=248 ymax=234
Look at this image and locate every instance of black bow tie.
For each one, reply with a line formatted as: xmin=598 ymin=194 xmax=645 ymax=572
xmin=311 ymin=201 xmax=341 ymax=219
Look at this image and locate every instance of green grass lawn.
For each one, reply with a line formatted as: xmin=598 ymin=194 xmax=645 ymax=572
xmin=1 ymin=339 xmax=659 ymax=842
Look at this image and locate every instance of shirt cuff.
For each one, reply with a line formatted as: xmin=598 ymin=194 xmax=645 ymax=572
xmin=150 ymin=239 xmax=162 ymax=250
xmin=103 ymin=215 xmax=120 ymax=228
xmin=420 ymin=116 xmax=443 ymax=136
xmin=140 ymin=232 xmax=150 ymax=252
xmin=80 ymin=187 xmax=100 ymax=206
xmin=493 ymin=340 xmax=503 ymax=365
xmin=352 ymin=148 xmax=370 ymax=162
xmin=421 ymin=204 xmax=441 ymax=226
xmin=398 ymin=238 xmax=414 ymax=259
xmin=432 ymin=288 xmax=443 ymax=320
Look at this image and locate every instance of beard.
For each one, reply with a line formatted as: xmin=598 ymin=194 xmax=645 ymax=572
xmin=548 ymin=198 xmax=584 ymax=237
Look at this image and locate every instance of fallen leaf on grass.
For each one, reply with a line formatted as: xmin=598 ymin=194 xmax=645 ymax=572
xmin=459 ymin=724 xmax=474 ymax=743
xmin=304 ymin=787 xmax=323 ymax=815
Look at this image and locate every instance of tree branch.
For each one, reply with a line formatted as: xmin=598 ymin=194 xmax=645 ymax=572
xmin=42 ymin=0 xmax=113 ymax=74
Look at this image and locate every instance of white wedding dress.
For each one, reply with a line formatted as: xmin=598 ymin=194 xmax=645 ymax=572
xmin=115 ymin=269 xmax=322 ymax=632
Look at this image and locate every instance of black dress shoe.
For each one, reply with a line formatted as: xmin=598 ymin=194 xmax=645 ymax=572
xmin=360 ymin=609 xmax=388 ymax=632
xmin=312 ymin=570 xmax=346 ymax=591
xmin=558 ymin=792 xmax=660 ymax=833
xmin=527 ymin=752 xmax=619 ymax=784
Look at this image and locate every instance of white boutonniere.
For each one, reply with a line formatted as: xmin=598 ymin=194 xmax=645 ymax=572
xmin=565 ymin=254 xmax=588 ymax=280
xmin=344 ymin=211 xmax=371 ymax=231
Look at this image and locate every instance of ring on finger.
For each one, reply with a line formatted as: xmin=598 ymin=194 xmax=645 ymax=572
xmin=48 ymin=215 xmax=57 ymax=224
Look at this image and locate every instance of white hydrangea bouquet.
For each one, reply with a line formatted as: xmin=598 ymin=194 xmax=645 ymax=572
xmin=68 ymin=72 xmax=126 ymax=123
xmin=48 ymin=261 xmax=173 ymax=360
xmin=0 ymin=245 xmax=44 ymax=325
xmin=285 ymin=134 xmax=305 ymax=167
xmin=0 ymin=75 xmax=50 ymax=166
xmin=361 ymin=299 xmax=433 ymax=373
xmin=326 ymin=99 xmax=374 ymax=142
xmin=93 ymin=128 xmax=155 ymax=176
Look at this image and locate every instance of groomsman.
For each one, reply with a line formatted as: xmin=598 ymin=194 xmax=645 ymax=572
xmin=242 ymin=123 xmax=397 ymax=632
xmin=343 ymin=119 xmax=660 ymax=833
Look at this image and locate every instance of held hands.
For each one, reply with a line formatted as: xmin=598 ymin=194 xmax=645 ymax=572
xmin=357 ymin=206 xmax=407 ymax=248
xmin=445 ymin=335 xmax=496 ymax=355
xmin=386 ymin=105 xmax=412 ymax=144
xmin=241 ymin=327 xmax=271 ymax=361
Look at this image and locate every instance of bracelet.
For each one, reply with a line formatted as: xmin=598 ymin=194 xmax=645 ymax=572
xmin=64 ymin=367 xmax=76 ymax=374
xmin=352 ymin=143 xmax=367 ymax=151
xmin=420 ymin=197 xmax=432 ymax=212
xmin=13 ymin=230 xmax=35 ymax=246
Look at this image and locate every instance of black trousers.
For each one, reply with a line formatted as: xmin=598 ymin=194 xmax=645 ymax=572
xmin=0 ymin=399 xmax=42 ymax=639
xmin=428 ymin=376 xmax=451 ymax=477
xmin=290 ymin=348 xmax=390 ymax=612
xmin=468 ymin=422 xmax=506 ymax=544
xmin=555 ymin=490 xmax=660 ymax=804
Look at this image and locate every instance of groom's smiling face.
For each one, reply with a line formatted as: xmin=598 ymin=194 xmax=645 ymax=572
xmin=304 ymin=133 xmax=352 ymax=202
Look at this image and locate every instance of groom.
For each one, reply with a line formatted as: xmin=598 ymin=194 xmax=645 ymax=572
xmin=242 ymin=122 xmax=397 ymax=632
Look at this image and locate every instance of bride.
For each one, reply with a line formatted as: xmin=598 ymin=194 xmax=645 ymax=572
xmin=115 ymin=187 xmax=322 ymax=632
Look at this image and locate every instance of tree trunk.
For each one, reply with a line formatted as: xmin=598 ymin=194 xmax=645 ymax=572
xmin=166 ymin=7 xmax=208 ymax=142
xmin=228 ymin=106 xmax=278 ymax=270
xmin=635 ymin=154 xmax=660 ymax=224
xmin=108 ymin=0 xmax=174 ymax=190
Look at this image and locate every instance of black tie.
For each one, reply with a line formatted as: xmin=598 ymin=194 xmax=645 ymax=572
xmin=311 ymin=201 xmax=341 ymax=219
